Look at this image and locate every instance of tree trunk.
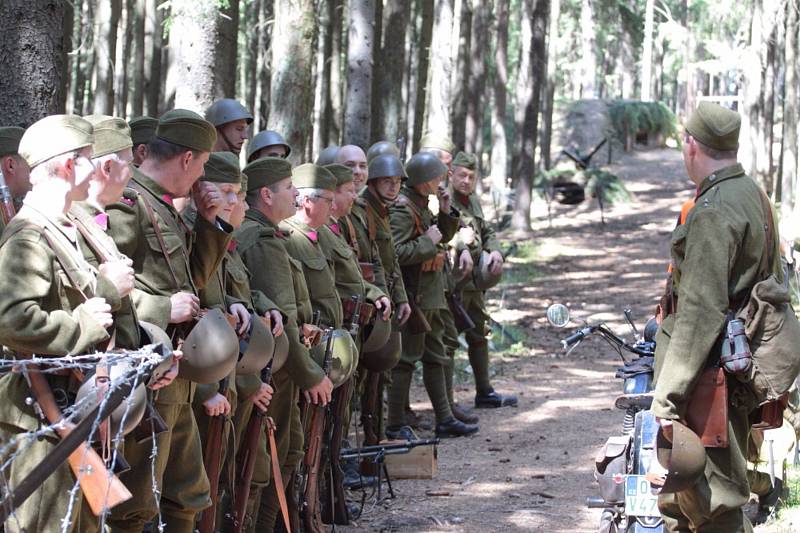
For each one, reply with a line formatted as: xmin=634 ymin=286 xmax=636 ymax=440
xmin=512 ymin=0 xmax=533 ymax=177
xmin=465 ymin=0 xmax=488 ymax=165
xmin=0 ymin=0 xmax=67 ymax=125
xmin=450 ymin=0 xmax=472 ymax=151
xmin=93 ymin=0 xmax=122 ymax=114
xmin=242 ymin=0 xmax=260 ymax=115
xmin=81 ymin=0 xmax=97 ymax=113
xmin=144 ymin=0 xmax=164 ymax=116
xmin=412 ymin=0 xmax=434 ymax=152
xmin=368 ymin=0 xmax=384 ymax=142
xmin=344 ymin=0 xmax=375 ymax=147
xmin=490 ymin=0 xmax=509 ymax=195
xmin=422 ymin=0 xmax=455 ymax=141
xmin=372 ymin=0 xmax=410 ymax=143
xmin=328 ymin=0 xmax=345 ymax=144
xmin=131 ymin=0 xmax=146 ymax=116
xmin=61 ymin=0 xmax=74 ymax=114
xmin=115 ymin=0 xmax=133 ymax=117
xmin=781 ymin=1 xmax=798 ymax=215
xmin=761 ymin=24 xmax=778 ymax=195
xmin=579 ymin=0 xmax=596 ymax=98
xmin=254 ymin=0 xmax=274 ymax=130
xmin=540 ymin=0 xmax=560 ymax=169
xmin=269 ymin=0 xmax=317 ymax=161
xmin=313 ymin=0 xmax=331 ymax=155
xmin=641 ymin=0 xmax=655 ymax=101
xmin=68 ymin=0 xmax=85 ymax=115
xmin=511 ymin=0 xmax=548 ymax=233
xmin=217 ymin=0 xmax=239 ymax=98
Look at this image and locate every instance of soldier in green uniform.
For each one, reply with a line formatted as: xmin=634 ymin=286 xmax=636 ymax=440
xmin=653 ymin=102 xmax=777 ymax=531
xmin=206 ymin=99 xmax=254 ymax=155
xmin=449 ymin=152 xmax=517 ymax=408
xmin=246 ymin=131 xmax=291 ymax=162
xmin=335 ymin=145 xmax=368 ymax=192
xmin=128 ymin=116 xmax=158 ymax=166
xmin=236 ymin=157 xmax=332 ymax=530
xmin=0 ymin=126 xmax=30 ymax=219
xmin=104 ymin=110 xmax=232 ymax=533
xmin=0 ymin=115 xmax=114 ymax=533
xmin=387 ymin=151 xmax=478 ymax=438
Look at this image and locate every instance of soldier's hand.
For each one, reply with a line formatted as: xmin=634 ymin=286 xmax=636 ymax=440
xmin=268 ymin=309 xmax=284 ymax=337
xmin=457 ymin=226 xmax=476 ymax=246
xmin=99 ymin=259 xmax=135 ymax=299
xmin=437 ymin=185 xmax=451 ymax=213
xmin=84 ymin=297 xmax=113 ymax=329
xmin=229 ymin=303 xmax=251 ymax=336
xmin=458 ymin=249 xmax=474 ymax=274
xmin=307 ymin=376 xmax=333 ymax=406
xmin=169 ymin=292 xmax=201 ymax=324
xmin=424 ymin=224 xmax=442 ymax=245
xmin=374 ymin=296 xmax=392 ymax=321
xmin=656 ymin=418 xmax=674 ymax=443
xmin=195 ymin=181 xmax=224 ymax=223
xmin=488 ymin=250 xmax=504 ymax=275
xmin=251 ymin=382 xmax=274 ymax=412
xmin=396 ymin=302 xmax=412 ymax=326
xmin=149 ymin=350 xmax=181 ymax=390
xmin=204 ymin=392 xmax=231 ymax=417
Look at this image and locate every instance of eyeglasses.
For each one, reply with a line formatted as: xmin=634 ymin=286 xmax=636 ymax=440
xmin=73 ymin=152 xmax=97 ymax=171
xmin=311 ymin=194 xmax=334 ymax=204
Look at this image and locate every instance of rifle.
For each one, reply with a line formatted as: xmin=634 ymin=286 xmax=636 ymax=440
xmin=340 ymin=438 xmax=440 ymax=461
xmin=359 ymin=370 xmax=382 ymax=475
xmin=323 ymin=377 xmax=352 ymax=525
xmin=0 ymin=169 xmax=16 ymax=225
xmin=300 ymin=328 xmax=334 ymax=533
xmin=198 ymin=376 xmax=229 ymax=533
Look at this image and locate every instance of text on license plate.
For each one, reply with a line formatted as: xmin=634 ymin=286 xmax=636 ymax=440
xmin=625 ymin=475 xmax=660 ymax=518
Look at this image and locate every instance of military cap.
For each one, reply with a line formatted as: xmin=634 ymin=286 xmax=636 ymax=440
xmin=202 ymin=152 xmax=242 ymax=184
xmin=324 ymin=164 xmax=354 ymax=187
xmin=0 ymin=127 xmax=25 ymax=157
xmin=452 ymin=151 xmax=477 ymax=171
xmin=366 ymin=141 xmax=400 ymax=163
xmin=128 ymin=116 xmax=158 ymax=146
xmin=685 ymin=102 xmax=740 ymax=152
xmin=205 ymin=98 xmax=253 ymax=127
xmin=19 ymin=115 xmax=94 ymax=169
xmin=243 ymin=157 xmax=292 ymax=192
xmin=316 ymin=145 xmax=340 ymax=165
xmin=240 ymin=171 xmax=249 ymax=193
xmin=156 ymin=109 xmax=217 ymax=153
xmin=419 ymin=131 xmax=455 ymax=154
xmin=84 ymin=115 xmax=133 ymax=158
xmin=292 ymin=163 xmax=336 ymax=191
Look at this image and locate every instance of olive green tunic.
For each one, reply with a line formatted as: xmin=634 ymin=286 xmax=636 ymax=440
xmin=319 ymin=221 xmax=386 ymax=307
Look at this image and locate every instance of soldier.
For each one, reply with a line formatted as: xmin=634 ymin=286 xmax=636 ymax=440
xmin=0 ymin=115 xmax=113 ymax=532
xmin=104 ymin=109 xmax=231 ymax=533
xmin=449 ymin=152 xmax=516 ymax=408
xmin=366 ymin=140 xmax=401 ymax=164
xmin=0 ymin=126 xmax=30 ymax=216
xmin=236 ymin=157 xmax=332 ymax=530
xmin=387 ymin=152 xmax=478 ymax=439
xmin=419 ymin=131 xmax=455 ymax=179
xmin=335 ymin=145 xmax=368 ymax=191
xmin=246 ymin=131 xmax=291 ymax=162
xmin=316 ymin=144 xmax=340 ymax=166
xmin=653 ymin=102 xmax=777 ymax=531
xmin=206 ymin=99 xmax=254 ymax=155
xmin=128 ymin=116 xmax=158 ymax=166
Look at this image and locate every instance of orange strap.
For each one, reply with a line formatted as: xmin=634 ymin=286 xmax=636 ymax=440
xmin=268 ymin=417 xmax=292 ymax=533
xmin=667 ymin=199 xmax=696 ymax=274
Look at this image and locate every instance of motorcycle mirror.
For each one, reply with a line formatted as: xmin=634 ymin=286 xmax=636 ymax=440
xmin=546 ymin=304 xmax=571 ymax=328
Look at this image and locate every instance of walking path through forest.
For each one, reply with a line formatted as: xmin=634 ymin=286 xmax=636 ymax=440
xmin=343 ymin=148 xmax=712 ymax=532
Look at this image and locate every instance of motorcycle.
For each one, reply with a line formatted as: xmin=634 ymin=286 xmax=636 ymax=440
xmin=546 ymin=304 xmax=664 ymax=533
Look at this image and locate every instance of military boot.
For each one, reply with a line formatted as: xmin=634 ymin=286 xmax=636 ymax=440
xmin=435 ymin=416 xmax=479 ymax=438
xmin=451 ymin=403 xmax=479 ymax=424
xmin=475 ymin=388 xmax=518 ymax=408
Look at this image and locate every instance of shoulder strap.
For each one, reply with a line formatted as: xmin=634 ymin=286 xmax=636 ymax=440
xmin=398 ymin=196 xmax=425 ymax=237
xmin=757 ymin=190 xmax=776 ymax=280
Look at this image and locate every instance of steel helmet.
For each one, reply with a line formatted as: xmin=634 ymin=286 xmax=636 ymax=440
xmin=316 ymin=145 xmax=340 ymax=165
xmin=368 ymin=154 xmax=406 ymax=181
xmin=138 ymin=321 xmax=177 ymax=386
xmin=474 ymin=250 xmax=502 ymax=291
xmin=360 ymin=330 xmax=401 ymax=372
xmin=237 ymin=314 xmax=274 ymax=375
xmin=205 ymin=99 xmax=254 ymax=127
xmin=247 ymin=130 xmax=292 ymax=161
xmin=647 ymin=420 xmax=706 ymax=494
xmin=310 ymin=328 xmax=358 ymax=388
xmin=74 ymin=359 xmax=147 ymax=439
xmin=366 ymin=141 xmax=400 ymax=163
xmin=405 ymin=152 xmax=447 ymax=186
xmin=272 ymin=330 xmax=289 ymax=373
xmin=361 ymin=315 xmax=392 ymax=353
xmin=179 ymin=308 xmax=239 ymax=384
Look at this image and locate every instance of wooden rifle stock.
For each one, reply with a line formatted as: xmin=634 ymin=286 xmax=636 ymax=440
xmin=359 ymin=371 xmax=382 ymax=475
xmin=323 ymin=378 xmax=352 ymax=525
xmin=198 ymin=380 xmax=229 ymax=533
xmin=27 ymin=369 xmax=132 ymax=515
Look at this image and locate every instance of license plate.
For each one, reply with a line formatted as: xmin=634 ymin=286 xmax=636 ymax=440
xmin=625 ymin=475 xmax=660 ymax=518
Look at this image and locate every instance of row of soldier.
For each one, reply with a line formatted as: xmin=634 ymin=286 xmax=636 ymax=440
xmin=0 ymin=97 xmax=516 ymax=533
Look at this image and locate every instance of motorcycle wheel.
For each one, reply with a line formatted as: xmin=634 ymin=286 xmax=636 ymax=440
xmin=598 ymin=508 xmax=622 ymax=533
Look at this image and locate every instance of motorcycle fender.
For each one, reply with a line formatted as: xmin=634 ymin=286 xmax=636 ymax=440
xmin=594 ymin=435 xmax=630 ymax=505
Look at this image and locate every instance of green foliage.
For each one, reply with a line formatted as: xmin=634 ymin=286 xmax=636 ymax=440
xmin=576 ymin=168 xmax=633 ymax=204
xmin=608 ymin=100 xmax=678 ymax=142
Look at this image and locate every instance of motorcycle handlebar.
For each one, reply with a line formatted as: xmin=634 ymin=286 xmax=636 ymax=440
xmin=561 ymin=326 xmax=595 ymax=349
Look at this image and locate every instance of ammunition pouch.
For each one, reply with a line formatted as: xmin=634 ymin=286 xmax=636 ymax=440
xmin=342 ymin=298 xmax=375 ymax=327
xmin=594 ymin=435 xmax=630 ymax=505
xmin=301 ymin=323 xmax=324 ymax=348
xmin=421 ymin=251 xmax=446 ymax=273
xmin=359 ymin=262 xmax=376 ymax=283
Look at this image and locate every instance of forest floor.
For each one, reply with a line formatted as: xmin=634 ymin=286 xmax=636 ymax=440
xmin=342 ymin=148 xmax=796 ymax=532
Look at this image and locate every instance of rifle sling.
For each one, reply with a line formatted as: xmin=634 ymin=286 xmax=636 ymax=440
xmin=268 ymin=418 xmax=292 ymax=532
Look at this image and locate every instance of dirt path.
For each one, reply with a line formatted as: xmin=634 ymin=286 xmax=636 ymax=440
xmin=345 ymin=148 xmax=694 ymax=532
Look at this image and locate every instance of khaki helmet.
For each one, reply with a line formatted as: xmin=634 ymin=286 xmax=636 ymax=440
xmin=205 ymin=99 xmax=254 ymax=127
xmin=361 ymin=330 xmax=401 ymax=372
xmin=310 ymin=329 xmax=358 ymax=388
xmin=366 ymin=141 xmax=400 ymax=164
xmin=247 ymin=130 xmax=292 ymax=161
xmin=361 ymin=315 xmax=392 ymax=353
xmin=74 ymin=359 xmax=147 ymax=439
xmin=272 ymin=330 xmax=289 ymax=373
xmin=368 ymin=154 xmax=407 ymax=181
xmin=474 ymin=250 xmax=502 ymax=291
xmin=316 ymin=145 xmax=340 ymax=165
xmin=237 ymin=314 xmax=274 ymax=375
xmin=647 ymin=420 xmax=706 ymax=494
xmin=405 ymin=152 xmax=447 ymax=186
xmin=179 ymin=308 xmax=239 ymax=384
xmin=138 ymin=321 xmax=177 ymax=387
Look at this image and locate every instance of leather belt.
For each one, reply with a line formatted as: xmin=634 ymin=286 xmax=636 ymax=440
xmin=341 ymin=298 xmax=375 ymax=326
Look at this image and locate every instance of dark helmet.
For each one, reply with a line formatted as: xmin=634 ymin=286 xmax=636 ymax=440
xmin=237 ymin=314 xmax=274 ymax=375
xmin=310 ymin=329 xmax=358 ymax=388
xmin=74 ymin=359 xmax=147 ymax=439
xmin=366 ymin=141 xmax=400 ymax=164
xmin=474 ymin=250 xmax=502 ymax=290
xmin=205 ymin=99 xmax=254 ymax=127
xmin=361 ymin=316 xmax=392 ymax=353
xmin=247 ymin=130 xmax=292 ymax=161
xmin=644 ymin=317 xmax=659 ymax=343
xmin=360 ymin=330 xmax=401 ymax=372
xmin=647 ymin=420 xmax=706 ymax=494
xmin=138 ymin=321 xmax=178 ymax=387
xmin=271 ymin=330 xmax=289 ymax=373
xmin=405 ymin=152 xmax=447 ymax=186
xmin=316 ymin=145 xmax=340 ymax=165
xmin=368 ymin=154 xmax=406 ymax=181
xmin=179 ymin=308 xmax=239 ymax=384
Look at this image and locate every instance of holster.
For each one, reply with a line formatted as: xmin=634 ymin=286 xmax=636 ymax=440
xmin=421 ymin=251 xmax=446 ymax=273
xmin=446 ymin=291 xmax=475 ymax=333
xmin=359 ymin=262 xmax=376 ymax=283
xmin=405 ymin=298 xmax=431 ymax=335
xmin=302 ymin=323 xmax=324 ymax=348
xmin=685 ymin=367 xmax=728 ymax=448
xmin=342 ymin=298 xmax=375 ymax=326
xmin=751 ymin=394 xmax=789 ymax=430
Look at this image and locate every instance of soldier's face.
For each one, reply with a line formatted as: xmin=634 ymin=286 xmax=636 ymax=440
xmin=338 ymin=146 xmax=368 ymax=190
xmin=372 ymin=176 xmax=402 ymax=202
xmin=71 ymin=147 xmax=97 ymax=201
xmin=451 ymin=167 xmax=476 ymax=195
xmin=96 ymin=148 xmax=134 ymax=205
xmin=218 ymin=119 xmax=250 ymax=154
xmin=254 ymin=145 xmax=288 ymax=159
xmin=305 ymin=191 xmax=334 ymax=228
xmin=230 ymin=191 xmax=248 ymax=228
xmin=178 ymin=151 xmax=210 ymax=196
xmin=333 ymin=181 xmax=356 ymax=217
xmin=217 ymin=182 xmax=241 ymax=223
xmin=269 ymin=176 xmax=298 ymax=221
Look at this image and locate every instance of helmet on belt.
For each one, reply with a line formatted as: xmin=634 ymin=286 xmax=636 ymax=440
xmin=247 ymin=130 xmax=292 ymax=161
xmin=316 ymin=145 xmax=340 ymax=165
xmin=368 ymin=154 xmax=406 ymax=181
xmin=138 ymin=321 xmax=177 ymax=386
xmin=366 ymin=141 xmax=400 ymax=164
xmin=205 ymin=99 xmax=254 ymax=127
xmin=647 ymin=420 xmax=706 ymax=494
xmin=361 ymin=315 xmax=392 ymax=353
xmin=474 ymin=250 xmax=502 ymax=291
xmin=360 ymin=330 xmax=401 ymax=372
xmin=237 ymin=314 xmax=274 ymax=375
xmin=405 ymin=152 xmax=447 ymax=186
xmin=179 ymin=308 xmax=239 ymax=384
xmin=74 ymin=359 xmax=147 ymax=439
xmin=272 ymin=330 xmax=289 ymax=373
xmin=310 ymin=328 xmax=358 ymax=388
